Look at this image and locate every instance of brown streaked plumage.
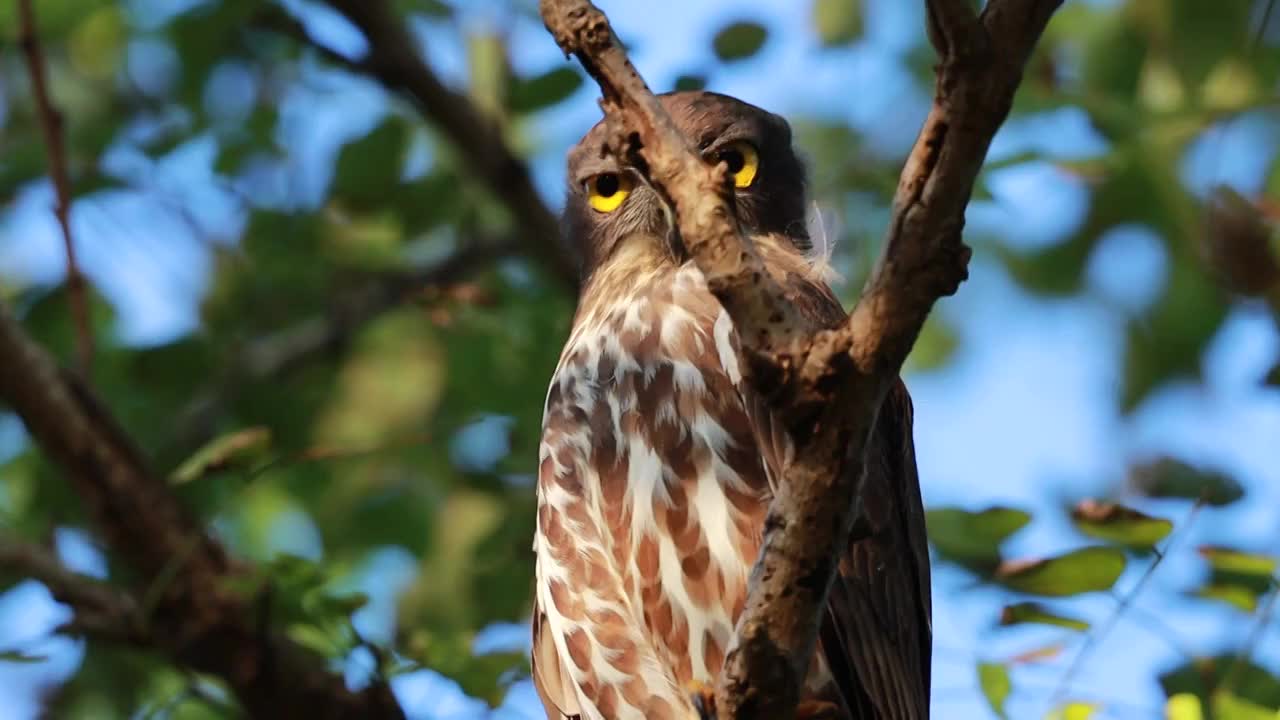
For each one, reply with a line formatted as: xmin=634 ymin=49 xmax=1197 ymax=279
xmin=532 ymin=91 xmax=932 ymax=720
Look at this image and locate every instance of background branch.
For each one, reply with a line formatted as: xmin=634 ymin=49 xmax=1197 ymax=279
xmin=0 ymin=303 xmax=405 ymax=719
xmin=0 ymin=532 xmax=148 ymax=646
xmin=283 ymin=0 xmax=582 ymax=293
xmin=15 ymin=0 xmax=94 ymax=375
xmin=169 ymin=237 xmax=520 ymax=455
xmin=538 ymin=0 xmax=1062 ymax=716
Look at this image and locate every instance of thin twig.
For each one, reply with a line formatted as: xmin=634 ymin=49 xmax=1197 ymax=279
xmin=15 ymin=0 xmax=94 ymax=375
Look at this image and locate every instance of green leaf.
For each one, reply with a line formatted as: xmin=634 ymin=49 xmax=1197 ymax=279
xmin=904 ymin=315 xmax=959 ymax=373
xmin=995 ymin=547 xmax=1126 ymax=597
xmin=332 ymin=120 xmax=410 ymax=207
xmin=926 ymin=506 xmax=1031 ymax=571
xmin=673 ymin=74 xmax=707 ymax=92
xmin=509 ymin=67 xmax=583 ymax=114
xmin=1213 ymin=690 xmax=1278 ymax=720
xmin=1166 ymin=694 xmax=1205 ymax=720
xmin=978 ymin=662 xmax=1011 ymax=719
xmin=812 ymin=0 xmax=863 ymax=47
xmin=1070 ymin=500 xmax=1172 ymax=549
xmin=998 ymin=602 xmax=1090 ymax=632
xmin=170 ymin=427 xmax=272 ymax=484
xmin=712 ymin=21 xmax=768 ymax=62
xmin=1130 ymin=457 xmax=1244 ymax=507
xmin=1198 ymin=547 xmax=1278 ymax=578
xmin=0 ymin=649 xmax=48 ymax=664
xmin=1190 ymin=584 xmax=1259 ymax=613
xmin=1160 ymin=655 xmax=1280 ymax=711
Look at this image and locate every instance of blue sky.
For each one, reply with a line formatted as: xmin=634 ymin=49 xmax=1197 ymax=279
xmin=1 ymin=0 xmax=1278 ymax=718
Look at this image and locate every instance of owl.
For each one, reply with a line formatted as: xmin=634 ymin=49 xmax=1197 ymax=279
xmin=532 ymin=91 xmax=931 ymax=720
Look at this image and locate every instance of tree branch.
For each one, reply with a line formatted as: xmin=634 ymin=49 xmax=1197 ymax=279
xmin=286 ymin=0 xmax=581 ymax=293
xmin=538 ymin=0 xmax=1062 ymax=716
xmin=0 ymin=304 xmax=404 ymax=719
xmin=0 ymin=532 xmax=149 ymax=646
xmin=16 ymin=0 xmax=94 ymax=375
xmin=168 ymin=237 xmax=520 ymax=455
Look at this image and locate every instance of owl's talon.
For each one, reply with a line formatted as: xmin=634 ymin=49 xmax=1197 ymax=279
xmin=687 ymin=681 xmax=716 ymax=720
xmin=795 ymin=699 xmax=844 ymax=719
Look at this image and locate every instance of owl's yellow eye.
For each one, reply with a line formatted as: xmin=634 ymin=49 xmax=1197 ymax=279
xmin=715 ymin=141 xmax=759 ymax=189
xmin=586 ymin=173 xmax=633 ymax=213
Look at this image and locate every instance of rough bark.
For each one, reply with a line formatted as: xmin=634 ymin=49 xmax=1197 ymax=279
xmin=537 ymin=0 xmax=1063 ymax=717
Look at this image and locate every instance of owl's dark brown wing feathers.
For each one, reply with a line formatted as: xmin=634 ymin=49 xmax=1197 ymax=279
xmin=821 ymin=380 xmax=932 ymax=720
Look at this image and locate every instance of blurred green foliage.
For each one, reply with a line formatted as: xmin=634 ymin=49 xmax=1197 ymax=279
xmin=1 ymin=0 xmax=1278 ymax=718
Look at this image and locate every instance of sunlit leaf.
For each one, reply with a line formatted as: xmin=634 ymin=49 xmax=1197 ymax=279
xmin=1130 ymin=457 xmax=1244 ymax=507
xmin=1071 ymin=500 xmax=1172 ymax=549
xmin=170 ymin=427 xmax=272 ymax=484
xmin=999 ymin=602 xmax=1090 ymax=632
xmin=812 ymin=0 xmax=863 ymax=47
xmin=978 ymin=662 xmax=1011 ymax=719
xmin=1198 ymin=547 xmax=1278 ymax=578
xmin=1213 ymin=690 xmax=1277 ymax=720
xmin=712 ymin=21 xmax=768 ymax=61
xmin=1190 ymin=584 xmax=1260 ymax=613
xmin=1160 ymin=655 xmax=1280 ymax=712
xmin=1047 ymin=702 xmax=1100 ymax=720
xmin=996 ymin=547 xmax=1126 ymax=597
xmin=926 ymin=506 xmax=1031 ymax=571
xmin=1166 ymin=693 xmax=1204 ymax=720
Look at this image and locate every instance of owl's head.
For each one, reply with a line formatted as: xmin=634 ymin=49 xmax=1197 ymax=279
xmin=564 ymin=91 xmax=809 ymax=279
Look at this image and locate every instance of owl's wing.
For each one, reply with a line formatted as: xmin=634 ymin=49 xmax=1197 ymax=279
xmin=820 ymin=378 xmax=933 ymax=720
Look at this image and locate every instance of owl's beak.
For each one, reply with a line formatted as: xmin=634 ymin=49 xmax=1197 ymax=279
xmin=638 ymin=174 xmax=687 ymax=263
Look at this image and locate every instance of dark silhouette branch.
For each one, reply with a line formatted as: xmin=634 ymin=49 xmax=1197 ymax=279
xmin=16 ymin=0 xmax=94 ymax=375
xmin=0 ymin=532 xmax=149 ymax=646
xmin=0 ymin=303 xmax=405 ymax=720
xmin=538 ymin=0 xmax=1062 ymax=716
xmin=273 ymin=0 xmax=581 ymax=293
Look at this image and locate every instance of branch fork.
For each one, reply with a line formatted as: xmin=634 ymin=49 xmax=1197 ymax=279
xmin=538 ymin=0 xmax=1063 ymax=716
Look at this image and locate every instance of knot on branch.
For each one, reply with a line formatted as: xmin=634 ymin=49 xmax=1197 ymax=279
xmin=544 ymin=3 xmax=612 ymax=56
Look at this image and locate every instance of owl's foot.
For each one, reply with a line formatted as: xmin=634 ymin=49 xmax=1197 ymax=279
xmin=688 ymin=683 xmax=841 ymax=720
xmin=795 ymin=699 xmax=844 ymax=719
xmin=687 ymin=681 xmax=716 ymax=720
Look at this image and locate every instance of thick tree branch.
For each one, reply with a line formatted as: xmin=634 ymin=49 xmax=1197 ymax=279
xmin=0 ymin=304 xmax=404 ymax=719
xmin=539 ymin=0 xmax=1061 ymax=717
xmin=298 ymin=0 xmax=580 ymax=293
xmin=16 ymin=0 xmax=94 ymax=375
